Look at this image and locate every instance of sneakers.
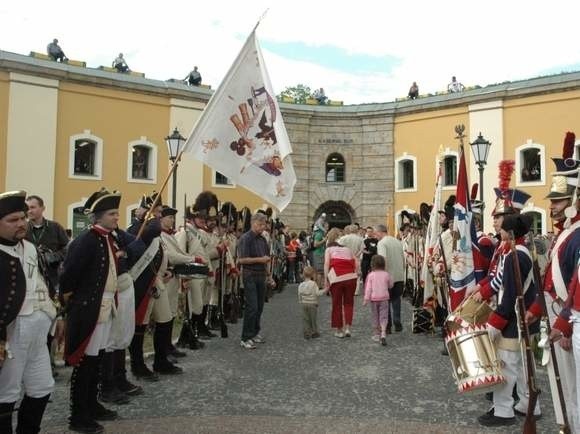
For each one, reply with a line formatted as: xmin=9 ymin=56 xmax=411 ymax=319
xmin=252 ymin=334 xmax=266 ymax=344
xmin=371 ymin=335 xmax=381 ymax=342
xmin=240 ymin=339 xmax=256 ymax=349
xmin=334 ymin=331 xmax=345 ymax=338
xmin=344 ymin=329 xmax=351 ymax=338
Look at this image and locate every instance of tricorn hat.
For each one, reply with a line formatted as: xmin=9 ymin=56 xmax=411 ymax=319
xmin=0 ymin=190 xmax=27 ymax=219
xmin=79 ymin=188 xmax=121 ymax=215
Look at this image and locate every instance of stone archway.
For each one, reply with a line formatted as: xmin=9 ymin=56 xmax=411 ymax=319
xmin=314 ymin=200 xmax=355 ymax=230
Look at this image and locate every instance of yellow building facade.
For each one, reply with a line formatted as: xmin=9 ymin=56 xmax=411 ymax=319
xmin=1 ymin=49 xmax=580 ymax=235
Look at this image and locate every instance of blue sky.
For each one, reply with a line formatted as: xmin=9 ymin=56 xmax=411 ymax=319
xmin=260 ymin=41 xmax=401 ymax=75
xmin=1 ymin=0 xmax=580 ymax=104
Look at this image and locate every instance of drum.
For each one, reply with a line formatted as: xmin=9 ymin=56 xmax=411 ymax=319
xmin=446 ymin=295 xmax=492 ymax=333
xmin=172 ymin=262 xmax=209 ymax=279
xmin=445 ymin=324 xmax=505 ymax=394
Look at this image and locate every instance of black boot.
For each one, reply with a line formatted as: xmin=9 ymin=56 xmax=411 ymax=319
xmin=197 ymin=306 xmax=216 ymax=339
xmin=167 ymin=319 xmax=186 ymax=358
xmin=99 ymin=351 xmax=129 ymax=405
xmin=207 ymin=305 xmax=219 ymax=330
xmin=16 ymin=394 xmax=50 ymax=434
xmin=176 ymin=316 xmax=192 ymax=348
xmin=188 ymin=315 xmax=205 ymax=350
xmin=90 ymin=352 xmax=118 ymax=423
xmin=129 ymin=325 xmax=159 ymax=382
xmin=69 ymin=355 xmax=104 ymax=434
xmin=113 ymin=349 xmax=143 ymax=396
xmin=153 ymin=321 xmax=183 ymax=375
xmin=0 ymin=402 xmax=15 ymax=434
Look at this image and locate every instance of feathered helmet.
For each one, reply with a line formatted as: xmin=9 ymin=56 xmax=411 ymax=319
xmin=191 ymin=191 xmax=218 ymax=219
xmin=420 ymin=202 xmax=432 ymax=226
xmin=492 ymin=160 xmax=530 ymax=216
xmin=238 ymin=206 xmax=252 ymax=232
xmin=438 ymin=195 xmax=456 ymax=221
xmin=220 ymin=202 xmax=237 ymax=227
xmin=546 ymin=132 xmax=579 ymax=200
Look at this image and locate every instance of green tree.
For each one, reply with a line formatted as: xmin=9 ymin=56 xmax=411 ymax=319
xmin=277 ymin=84 xmax=312 ymax=104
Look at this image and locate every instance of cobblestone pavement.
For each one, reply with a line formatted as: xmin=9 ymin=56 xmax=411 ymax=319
xmin=43 ymin=285 xmax=557 ymax=434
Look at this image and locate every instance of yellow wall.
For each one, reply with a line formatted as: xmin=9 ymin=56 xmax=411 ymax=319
xmin=393 ymin=106 xmax=469 ymax=225
xmin=503 ymin=90 xmax=580 ymax=231
xmin=202 ymin=166 xmax=265 ymax=213
xmin=54 ymin=83 xmax=170 ymax=227
xmin=0 ymin=72 xmax=9 ymax=192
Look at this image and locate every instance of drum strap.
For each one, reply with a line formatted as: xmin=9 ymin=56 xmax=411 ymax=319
xmin=188 ymin=226 xmax=208 ymax=249
xmin=129 ymin=237 xmax=160 ymax=281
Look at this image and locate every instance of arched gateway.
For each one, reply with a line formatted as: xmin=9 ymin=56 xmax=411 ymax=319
xmin=313 ymin=201 xmax=355 ymax=229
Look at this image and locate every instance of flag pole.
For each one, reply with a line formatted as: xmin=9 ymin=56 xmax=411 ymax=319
xmin=136 ymin=149 xmax=185 ymax=239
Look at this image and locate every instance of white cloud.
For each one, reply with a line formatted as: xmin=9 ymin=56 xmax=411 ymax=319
xmin=2 ymin=0 xmax=580 ymax=104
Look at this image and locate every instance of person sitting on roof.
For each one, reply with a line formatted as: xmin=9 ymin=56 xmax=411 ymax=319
xmin=47 ymin=38 xmax=67 ymax=62
xmin=184 ymin=66 xmax=202 ymax=86
xmin=112 ymin=53 xmax=130 ymax=73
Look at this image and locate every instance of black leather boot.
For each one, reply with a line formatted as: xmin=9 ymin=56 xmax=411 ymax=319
xmin=167 ymin=318 xmax=186 ymax=358
xmin=99 ymin=351 xmax=129 ymax=405
xmin=153 ymin=321 xmax=183 ymax=375
xmin=113 ymin=349 xmax=143 ymax=396
xmin=90 ymin=352 xmax=118 ymax=423
xmin=188 ymin=315 xmax=205 ymax=350
xmin=197 ymin=306 xmax=216 ymax=339
xmin=0 ymin=402 xmax=15 ymax=434
xmin=176 ymin=316 xmax=192 ymax=348
xmin=69 ymin=356 xmax=104 ymax=434
xmin=16 ymin=394 xmax=50 ymax=434
xmin=207 ymin=305 xmax=219 ymax=330
xmin=129 ymin=325 xmax=158 ymax=382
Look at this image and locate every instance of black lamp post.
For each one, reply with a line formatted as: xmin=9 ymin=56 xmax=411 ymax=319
xmin=469 ymin=132 xmax=492 ymax=226
xmin=165 ymin=127 xmax=185 ymax=208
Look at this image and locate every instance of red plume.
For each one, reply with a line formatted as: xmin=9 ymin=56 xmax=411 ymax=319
xmin=470 ymin=183 xmax=478 ymax=201
xmin=498 ymin=160 xmax=515 ymax=192
xmin=563 ymin=132 xmax=576 ymax=159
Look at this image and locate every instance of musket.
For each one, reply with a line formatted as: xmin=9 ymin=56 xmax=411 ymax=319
xmin=217 ymin=206 xmax=228 ymax=338
xmin=437 ymin=234 xmax=451 ymax=311
xmin=509 ymin=232 xmax=539 ymax=434
xmin=181 ymin=194 xmax=196 ymax=341
xmin=528 ymin=233 xmax=570 ymax=434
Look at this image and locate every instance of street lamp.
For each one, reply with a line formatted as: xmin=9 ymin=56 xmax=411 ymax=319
xmin=469 ymin=132 xmax=492 ymax=225
xmin=165 ymin=127 xmax=186 ymax=208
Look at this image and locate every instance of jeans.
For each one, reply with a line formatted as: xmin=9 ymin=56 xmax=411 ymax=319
xmin=387 ymin=281 xmax=403 ymax=328
xmin=241 ymin=273 xmax=266 ymax=341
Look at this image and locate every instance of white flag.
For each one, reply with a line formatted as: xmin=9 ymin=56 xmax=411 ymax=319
xmin=422 ymin=160 xmax=443 ymax=306
xmin=182 ymin=31 xmax=296 ymax=211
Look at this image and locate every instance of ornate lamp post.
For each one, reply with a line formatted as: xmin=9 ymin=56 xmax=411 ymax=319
xmin=165 ymin=128 xmax=185 ymax=208
xmin=469 ymin=132 xmax=492 ymax=226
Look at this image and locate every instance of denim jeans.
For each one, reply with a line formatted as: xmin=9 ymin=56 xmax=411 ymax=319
xmin=241 ymin=273 xmax=267 ymax=341
xmin=387 ymin=281 xmax=403 ymax=328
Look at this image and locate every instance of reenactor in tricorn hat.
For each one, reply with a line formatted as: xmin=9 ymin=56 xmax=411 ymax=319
xmin=127 ymin=191 xmax=162 ymax=236
xmin=0 ymin=191 xmax=56 ymax=434
xmin=60 ymin=188 xmax=122 ymax=432
xmin=527 ymin=132 xmax=580 ymax=432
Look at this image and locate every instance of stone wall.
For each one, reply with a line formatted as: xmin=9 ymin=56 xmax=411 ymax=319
xmin=280 ymin=107 xmax=394 ymax=230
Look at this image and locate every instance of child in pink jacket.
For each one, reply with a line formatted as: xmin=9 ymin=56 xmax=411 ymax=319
xmin=363 ymin=255 xmax=393 ymax=346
